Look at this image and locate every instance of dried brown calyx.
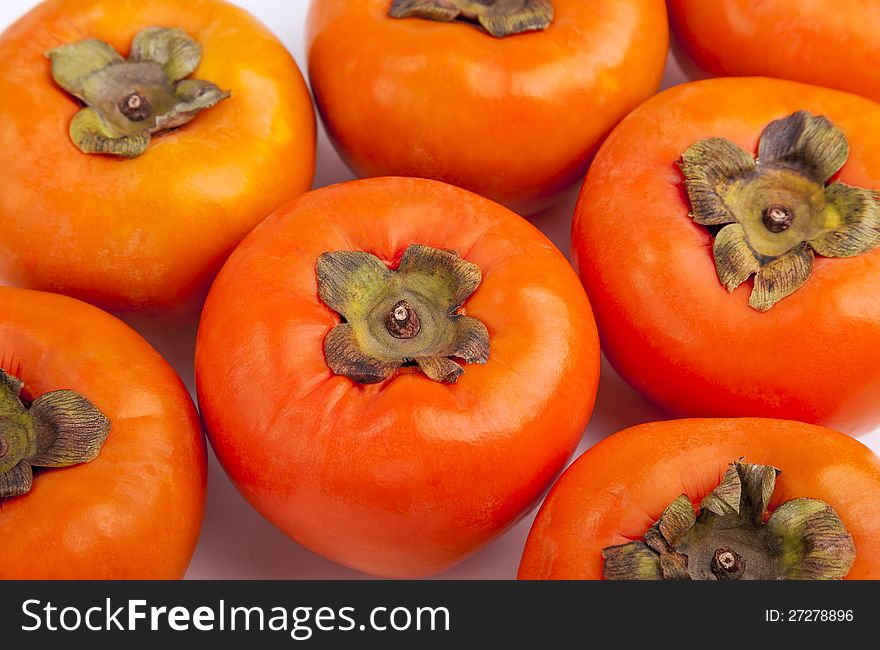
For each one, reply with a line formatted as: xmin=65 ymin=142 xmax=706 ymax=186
xmin=388 ymin=0 xmax=553 ymax=38
xmin=317 ymin=243 xmax=490 ymax=384
xmin=0 ymin=369 xmax=111 ymax=498
xmin=603 ymin=460 xmax=855 ymax=580
xmin=46 ymin=27 xmax=230 ymax=157
xmin=679 ymin=111 xmax=880 ymax=311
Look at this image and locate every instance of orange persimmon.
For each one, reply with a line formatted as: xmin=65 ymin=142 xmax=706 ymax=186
xmin=306 ymin=0 xmax=668 ymax=213
xmin=195 ymin=176 xmax=600 ymax=578
xmin=519 ymin=418 xmax=880 ymax=580
xmin=669 ymin=0 xmax=880 ymax=103
xmin=0 ymin=0 xmax=315 ymax=311
xmin=572 ymin=77 xmax=880 ymax=434
xmin=0 ymin=287 xmax=206 ymax=578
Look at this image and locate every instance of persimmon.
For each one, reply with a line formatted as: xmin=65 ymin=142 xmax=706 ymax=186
xmin=669 ymin=0 xmax=880 ymax=103
xmin=572 ymin=77 xmax=880 ymax=434
xmin=0 ymin=287 xmax=206 ymax=579
xmin=306 ymin=0 xmax=668 ymax=213
xmin=518 ymin=418 xmax=880 ymax=580
xmin=195 ymin=176 xmax=600 ymax=578
xmin=0 ymin=0 xmax=316 ymax=312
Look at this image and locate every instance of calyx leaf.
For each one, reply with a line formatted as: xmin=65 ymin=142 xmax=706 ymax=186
xmin=602 ymin=458 xmax=855 ymax=580
xmin=0 ymin=369 xmax=111 ymax=498
xmin=317 ymin=244 xmax=490 ymax=384
xmin=47 ymin=27 xmax=230 ymax=158
xmin=389 ymin=0 xmax=553 ymax=38
xmin=680 ymin=111 xmax=880 ymax=310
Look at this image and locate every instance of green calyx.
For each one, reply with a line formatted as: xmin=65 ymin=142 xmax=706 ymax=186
xmin=46 ymin=27 xmax=230 ymax=158
xmin=0 ymin=369 xmax=111 ymax=498
xmin=317 ymin=244 xmax=490 ymax=384
xmin=602 ymin=459 xmax=856 ymax=580
xmin=680 ymin=111 xmax=880 ymax=311
xmin=388 ymin=0 xmax=553 ymax=38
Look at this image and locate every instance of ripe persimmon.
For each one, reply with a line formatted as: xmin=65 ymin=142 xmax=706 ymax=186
xmin=572 ymin=78 xmax=880 ymax=434
xmin=519 ymin=418 xmax=880 ymax=580
xmin=306 ymin=0 xmax=668 ymax=213
xmin=0 ymin=0 xmax=316 ymax=311
xmin=195 ymin=177 xmax=600 ymax=578
xmin=669 ymin=0 xmax=880 ymax=103
xmin=0 ymin=287 xmax=206 ymax=578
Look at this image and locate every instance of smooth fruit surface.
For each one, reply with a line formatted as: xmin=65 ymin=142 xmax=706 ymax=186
xmin=0 ymin=287 xmax=206 ymax=578
xmin=306 ymin=0 xmax=668 ymax=213
xmin=669 ymin=0 xmax=880 ymax=103
xmin=0 ymin=0 xmax=316 ymax=311
xmin=196 ymin=177 xmax=600 ymax=577
xmin=518 ymin=418 xmax=880 ymax=580
xmin=572 ymin=77 xmax=880 ymax=434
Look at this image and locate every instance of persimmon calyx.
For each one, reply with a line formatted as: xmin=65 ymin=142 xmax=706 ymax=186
xmin=0 ymin=369 xmax=111 ymax=498
xmin=388 ymin=0 xmax=553 ymax=38
xmin=679 ymin=111 xmax=880 ymax=311
xmin=317 ymin=244 xmax=490 ymax=384
xmin=602 ymin=459 xmax=855 ymax=580
xmin=46 ymin=27 xmax=230 ymax=158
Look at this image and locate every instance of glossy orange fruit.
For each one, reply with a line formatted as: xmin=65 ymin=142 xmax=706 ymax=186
xmin=196 ymin=176 xmax=600 ymax=577
xmin=519 ymin=418 xmax=880 ymax=580
xmin=572 ymin=77 xmax=880 ymax=434
xmin=0 ymin=0 xmax=316 ymax=311
xmin=669 ymin=0 xmax=880 ymax=103
xmin=306 ymin=0 xmax=668 ymax=213
xmin=0 ymin=287 xmax=206 ymax=578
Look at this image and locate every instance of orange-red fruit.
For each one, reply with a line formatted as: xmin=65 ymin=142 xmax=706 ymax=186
xmin=0 ymin=287 xmax=206 ymax=578
xmin=196 ymin=177 xmax=601 ymax=577
xmin=0 ymin=0 xmax=316 ymax=311
xmin=519 ymin=418 xmax=880 ymax=580
xmin=306 ymin=0 xmax=668 ymax=213
xmin=669 ymin=0 xmax=880 ymax=103
xmin=572 ymin=77 xmax=880 ymax=434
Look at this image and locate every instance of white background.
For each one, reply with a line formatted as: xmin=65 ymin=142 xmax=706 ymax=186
xmin=1 ymin=0 xmax=878 ymax=579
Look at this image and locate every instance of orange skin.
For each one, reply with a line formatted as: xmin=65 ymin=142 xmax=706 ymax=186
xmin=571 ymin=78 xmax=880 ymax=435
xmin=196 ymin=177 xmax=600 ymax=578
xmin=518 ymin=418 xmax=880 ymax=580
xmin=306 ymin=0 xmax=668 ymax=214
xmin=0 ymin=0 xmax=316 ymax=312
xmin=669 ymin=0 xmax=880 ymax=103
xmin=0 ymin=287 xmax=206 ymax=578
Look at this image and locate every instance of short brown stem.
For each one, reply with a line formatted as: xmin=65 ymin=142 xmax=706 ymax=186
xmin=711 ymin=547 xmax=745 ymax=580
xmin=0 ymin=436 xmax=8 ymax=458
xmin=120 ymin=92 xmax=151 ymax=121
xmin=385 ymin=300 xmax=421 ymax=339
xmin=762 ymin=204 xmax=794 ymax=233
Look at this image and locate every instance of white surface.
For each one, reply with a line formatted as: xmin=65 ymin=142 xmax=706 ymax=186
xmin=1 ymin=0 xmax=878 ymax=580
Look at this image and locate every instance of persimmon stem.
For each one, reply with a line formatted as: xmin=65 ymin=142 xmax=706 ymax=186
xmin=711 ymin=548 xmax=745 ymax=580
xmin=385 ymin=300 xmax=421 ymax=339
